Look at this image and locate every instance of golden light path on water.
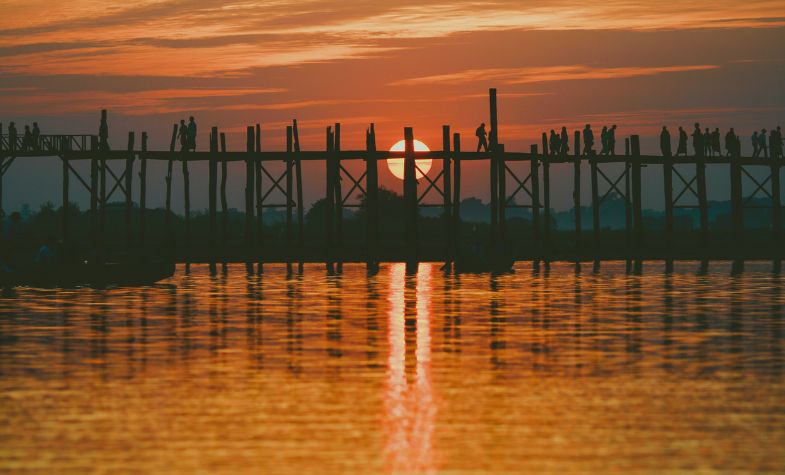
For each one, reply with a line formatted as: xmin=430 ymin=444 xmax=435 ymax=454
xmin=0 ymin=261 xmax=784 ymax=473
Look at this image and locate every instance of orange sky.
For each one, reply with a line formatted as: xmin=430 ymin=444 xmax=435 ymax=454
xmin=1 ymin=0 xmax=785 ymax=211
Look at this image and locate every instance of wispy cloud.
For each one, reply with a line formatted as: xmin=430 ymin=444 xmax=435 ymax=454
xmin=392 ymin=64 xmax=720 ymax=86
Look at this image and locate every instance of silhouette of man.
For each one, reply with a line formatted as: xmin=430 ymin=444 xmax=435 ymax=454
xmin=725 ymin=128 xmax=736 ymax=157
xmin=608 ymin=125 xmax=617 ymax=156
xmin=676 ymin=126 xmax=688 ymax=157
xmin=7 ymin=122 xmax=17 ymax=154
xmin=703 ymin=127 xmax=712 ymax=156
xmin=660 ymin=126 xmax=671 ymax=157
xmin=99 ymin=109 xmax=110 ymax=152
xmin=187 ymin=116 xmax=197 ymax=152
xmin=773 ymin=126 xmax=783 ymax=159
xmin=759 ymin=129 xmax=768 ymax=158
xmin=178 ymin=120 xmax=188 ymax=152
xmin=549 ymin=129 xmax=559 ymax=155
xmin=600 ymin=126 xmax=609 ymax=155
xmin=692 ymin=123 xmax=703 ymax=157
xmin=31 ymin=122 xmax=40 ymax=151
xmin=752 ymin=131 xmax=760 ymax=157
xmin=476 ymin=123 xmax=488 ymax=152
xmin=582 ymin=124 xmax=594 ymax=156
xmin=560 ymin=127 xmax=569 ymax=155
xmin=22 ymin=125 xmax=32 ymax=152
xmin=712 ymin=128 xmax=721 ymax=156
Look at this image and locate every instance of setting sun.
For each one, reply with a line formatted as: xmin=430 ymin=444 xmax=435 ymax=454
xmin=387 ymin=139 xmax=432 ymax=180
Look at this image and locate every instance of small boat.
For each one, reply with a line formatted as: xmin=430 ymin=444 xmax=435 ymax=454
xmin=1 ymin=259 xmax=176 ymax=288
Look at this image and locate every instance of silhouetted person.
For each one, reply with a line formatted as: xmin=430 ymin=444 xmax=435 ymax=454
xmin=660 ymin=126 xmax=671 ymax=157
xmin=772 ymin=126 xmax=783 ymax=159
xmin=725 ymin=128 xmax=736 ymax=157
xmin=582 ymin=124 xmax=594 ymax=156
xmin=476 ymin=123 xmax=488 ymax=152
xmin=22 ymin=125 xmax=32 ymax=152
xmin=31 ymin=122 xmax=40 ymax=151
xmin=99 ymin=109 xmax=110 ymax=152
xmin=676 ymin=126 xmax=688 ymax=157
xmin=599 ymin=126 xmax=609 ymax=155
xmin=549 ymin=129 xmax=559 ymax=155
xmin=560 ymin=127 xmax=569 ymax=155
xmin=178 ymin=120 xmax=188 ymax=152
xmin=752 ymin=131 xmax=760 ymax=157
xmin=187 ymin=116 xmax=197 ymax=152
xmin=7 ymin=122 xmax=17 ymax=153
xmin=711 ymin=128 xmax=721 ymax=156
xmin=608 ymin=125 xmax=617 ymax=155
xmin=758 ymin=129 xmax=768 ymax=158
xmin=703 ymin=127 xmax=711 ymax=156
xmin=692 ymin=123 xmax=703 ymax=157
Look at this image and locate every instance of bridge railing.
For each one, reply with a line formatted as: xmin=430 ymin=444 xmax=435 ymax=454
xmin=0 ymin=134 xmax=97 ymax=154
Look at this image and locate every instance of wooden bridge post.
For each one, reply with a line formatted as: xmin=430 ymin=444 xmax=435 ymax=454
xmin=490 ymin=143 xmax=499 ymax=251
xmin=255 ymin=124 xmax=263 ymax=271
xmin=590 ymin=151 xmax=600 ymax=247
xmin=772 ymin=161 xmax=782 ymax=251
xmin=442 ymin=125 xmax=452 ymax=265
xmin=165 ymin=124 xmax=177 ymax=249
xmin=139 ymin=132 xmax=148 ymax=246
xmin=293 ymin=120 xmax=305 ymax=268
xmin=99 ymin=140 xmax=107 ymax=246
xmin=404 ymin=127 xmax=418 ymax=271
xmin=631 ymin=136 xmax=643 ymax=242
xmin=365 ymin=124 xmax=379 ymax=267
xmin=498 ymin=144 xmax=507 ymax=251
xmin=697 ymin=156 xmax=709 ymax=247
xmin=730 ymin=146 xmax=743 ymax=247
xmin=90 ymin=136 xmax=99 ymax=248
xmin=245 ymin=126 xmax=255 ymax=270
xmin=574 ymin=131 xmax=581 ymax=249
xmin=219 ymin=133 xmax=228 ymax=258
xmin=542 ymin=133 xmax=551 ymax=254
xmin=453 ymin=133 xmax=462 ymax=253
xmin=61 ymin=153 xmax=69 ymax=241
xmin=125 ymin=132 xmax=135 ymax=251
xmin=286 ymin=126 xmax=294 ymax=266
xmin=625 ymin=138 xmax=632 ymax=241
xmin=325 ymin=126 xmax=335 ymax=273
xmin=334 ymin=123 xmax=343 ymax=271
xmin=208 ymin=126 xmax=218 ymax=271
xmin=663 ymin=149 xmax=674 ymax=243
xmin=181 ymin=135 xmax=192 ymax=266
xmin=530 ymin=144 xmax=541 ymax=256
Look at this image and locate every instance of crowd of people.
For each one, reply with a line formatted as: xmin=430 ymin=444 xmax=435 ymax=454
xmin=4 ymin=122 xmax=42 ymax=152
xmin=475 ymin=122 xmax=783 ymax=159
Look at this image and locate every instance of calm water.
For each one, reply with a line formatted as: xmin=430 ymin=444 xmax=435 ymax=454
xmin=1 ymin=261 xmax=784 ymax=474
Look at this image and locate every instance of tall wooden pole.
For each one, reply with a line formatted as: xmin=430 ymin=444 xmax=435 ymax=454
xmin=245 ymin=126 xmax=255 ymax=269
xmin=325 ymin=126 xmax=335 ymax=273
xmin=61 ymin=154 xmax=69 ymax=240
xmin=293 ymin=120 xmax=305 ymax=267
xmin=90 ymin=136 xmax=99 ymax=249
xmin=663 ymin=151 xmax=674 ymax=243
xmin=404 ymin=127 xmax=418 ymax=271
xmin=590 ymin=151 xmax=600 ymax=247
xmin=442 ymin=125 xmax=452 ymax=266
xmin=220 ymin=132 xmax=228 ymax=257
xmin=498 ymin=144 xmax=507 ymax=250
xmin=730 ymin=145 xmax=743 ymax=247
xmin=286 ymin=125 xmax=294 ymax=266
xmin=574 ymin=130 xmax=581 ymax=247
xmin=530 ymin=144 xmax=541 ymax=256
xmin=208 ymin=126 xmax=218 ymax=271
xmin=139 ymin=132 xmax=147 ymax=246
xmin=182 ymin=142 xmax=191 ymax=266
xmin=165 ymin=124 xmax=177 ymax=248
xmin=366 ymin=123 xmax=379 ymax=267
xmin=697 ymin=154 xmax=709 ymax=248
xmin=625 ymin=138 xmax=632 ymax=241
xmin=255 ymin=123 xmax=263 ymax=271
xmin=125 ymin=132 xmax=135 ymax=251
xmin=631 ymin=135 xmax=643 ymax=246
xmin=772 ymin=161 xmax=782 ymax=253
xmin=334 ymin=122 xmax=343 ymax=271
xmin=542 ymin=132 xmax=551 ymax=252
xmin=489 ymin=89 xmax=499 ymax=254
xmin=453 ymin=133 xmax=462 ymax=256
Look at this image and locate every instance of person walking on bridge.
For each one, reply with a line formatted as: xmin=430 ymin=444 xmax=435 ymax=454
xmin=7 ymin=122 xmax=17 ymax=154
xmin=676 ymin=126 xmax=688 ymax=157
xmin=608 ymin=125 xmax=617 ymax=156
xmin=549 ymin=130 xmax=560 ymax=155
xmin=476 ymin=123 xmax=488 ymax=153
xmin=582 ymin=124 xmax=594 ymax=156
xmin=178 ymin=119 xmax=188 ymax=152
xmin=560 ymin=127 xmax=569 ymax=156
xmin=660 ymin=126 xmax=672 ymax=157
xmin=725 ymin=128 xmax=737 ymax=157
xmin=692 ymin=123 xmax=703 ymax=157
xmin=31 ymin=122 xmax=40 ymax=151
xmin=187 ymin=116 xmax=197 ymax=152
xmin=758 ymin=129 xmax=768 ymax=158
xmin=22 ymin=125 xmax=32 ymax=152
xmin=752 ymin=130 xmax=760 ymax=157
xmin=99 ymin=109 xmax=110 ymax=152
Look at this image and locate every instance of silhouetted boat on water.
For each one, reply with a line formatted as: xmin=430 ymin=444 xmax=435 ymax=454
xmin=1 ymin=259 xmax=175 ymax=288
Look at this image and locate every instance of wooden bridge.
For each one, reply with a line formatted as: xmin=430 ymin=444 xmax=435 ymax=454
xmin=0 ymin=89 xmax=782 ymax=270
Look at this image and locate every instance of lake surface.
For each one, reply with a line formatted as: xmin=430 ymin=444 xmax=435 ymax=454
xmin=1 ymin=261 xmax=784 ymax=474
